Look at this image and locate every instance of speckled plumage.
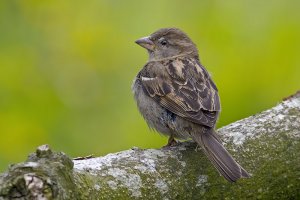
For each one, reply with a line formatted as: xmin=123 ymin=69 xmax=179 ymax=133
xmin=132 ymin=28 xmax=250 ymax=182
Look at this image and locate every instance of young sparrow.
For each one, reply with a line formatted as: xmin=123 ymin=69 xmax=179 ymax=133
xmin=132 ymin=28 xmax=250 ymax=182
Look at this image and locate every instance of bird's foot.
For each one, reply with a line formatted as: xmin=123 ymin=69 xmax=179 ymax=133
xmin=194 ymin=144 xmax=201 ymax=152
xmin=163 ymin=137 xmax=178 ymax=148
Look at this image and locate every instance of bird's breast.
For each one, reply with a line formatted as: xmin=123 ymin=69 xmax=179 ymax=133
xmin=132 ymin=78 xmax=174 ymax=135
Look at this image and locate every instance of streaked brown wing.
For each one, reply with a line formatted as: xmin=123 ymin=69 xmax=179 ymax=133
xmin=140 ymin=58 xmax=220 ymax=127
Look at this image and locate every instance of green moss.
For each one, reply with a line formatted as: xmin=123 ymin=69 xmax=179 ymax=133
xmin=1 ymin=125 xmax=299 ymax=199
xmin=197 ymin=131 xmax=300 ymax=199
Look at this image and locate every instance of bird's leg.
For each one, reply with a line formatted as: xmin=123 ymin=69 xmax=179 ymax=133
xmin=164 ymin=135 xmax=177 ymax=147
xmin=194 ymin=144 xmax=200 ymax=152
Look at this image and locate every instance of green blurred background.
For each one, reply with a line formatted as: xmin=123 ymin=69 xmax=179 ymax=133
xmin=0 ymin=0 xmax=299 ymax=172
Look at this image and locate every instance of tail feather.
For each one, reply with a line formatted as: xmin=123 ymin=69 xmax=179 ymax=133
xmin=192 ymin=130 xmax=250 ymax=182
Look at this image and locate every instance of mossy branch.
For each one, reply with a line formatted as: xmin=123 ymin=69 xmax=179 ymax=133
xmin=1 ymin=92 xmax=300 ymax=199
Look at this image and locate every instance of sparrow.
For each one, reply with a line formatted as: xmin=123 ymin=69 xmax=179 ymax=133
xmin=132 ymin=28 xmax=250 ymax=182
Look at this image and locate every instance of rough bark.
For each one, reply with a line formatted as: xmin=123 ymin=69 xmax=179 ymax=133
xmin=0 ymin=92 xmax=300 ymax=199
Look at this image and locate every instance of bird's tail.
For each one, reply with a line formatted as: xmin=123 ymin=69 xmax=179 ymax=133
xmin=191 ymin=130 xmax=250 ymax=182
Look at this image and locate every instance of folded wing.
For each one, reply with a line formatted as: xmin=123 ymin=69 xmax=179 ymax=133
xmin=139 ymin=58 xmax=220 ymax=128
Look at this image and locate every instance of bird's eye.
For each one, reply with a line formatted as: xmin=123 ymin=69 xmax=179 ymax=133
xmin=160 ymin=40 xmax=167 ymax=46
xmin=159 ymin=38 xmax=168 ymax=46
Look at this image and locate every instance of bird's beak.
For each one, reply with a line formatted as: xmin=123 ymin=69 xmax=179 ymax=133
xmin=135 ymin=36 xmax=155 ymax=51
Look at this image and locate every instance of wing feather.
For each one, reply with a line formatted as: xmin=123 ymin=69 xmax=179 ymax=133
xmin=139 ymin=58 xmax=220 ymax=127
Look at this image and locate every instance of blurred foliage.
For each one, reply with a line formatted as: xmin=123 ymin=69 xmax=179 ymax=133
xmin=0 ymin=0 xmax=299 ymax=172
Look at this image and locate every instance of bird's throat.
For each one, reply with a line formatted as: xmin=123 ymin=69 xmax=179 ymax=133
xmin=148 ymin=51 xmax=196 ymax=62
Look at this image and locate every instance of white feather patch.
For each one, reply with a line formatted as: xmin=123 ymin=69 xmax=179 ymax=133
xmin=141 ymin=76 xmax=156 ymax=81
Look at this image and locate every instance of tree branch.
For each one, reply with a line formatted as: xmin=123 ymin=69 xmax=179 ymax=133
xmin=1 ymin=92 xmax=300 ymax=199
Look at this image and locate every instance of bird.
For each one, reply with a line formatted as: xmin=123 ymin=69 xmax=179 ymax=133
xmin=132 ymin=28 xmax=250 ymax=182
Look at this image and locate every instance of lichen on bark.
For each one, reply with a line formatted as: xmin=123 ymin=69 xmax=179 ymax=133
xmin=0 ymin=93 xmax=300 ymax=199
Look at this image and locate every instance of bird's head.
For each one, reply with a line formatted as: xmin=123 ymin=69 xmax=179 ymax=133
xmin=135 ymin=28 xmax=199 ymax=61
